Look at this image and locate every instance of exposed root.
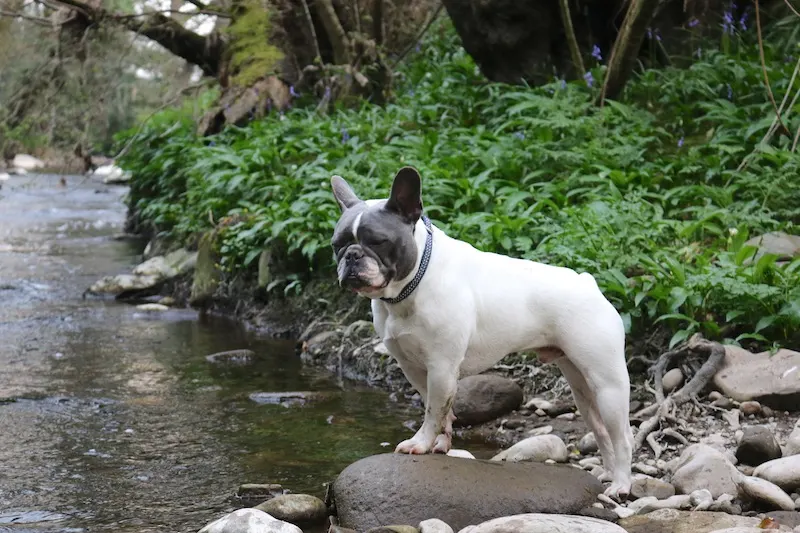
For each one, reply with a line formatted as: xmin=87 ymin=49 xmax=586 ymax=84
xmin=633 ymin=334 xmax=726 ymax=452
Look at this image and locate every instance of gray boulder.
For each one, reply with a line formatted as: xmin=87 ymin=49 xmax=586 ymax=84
xmin=332 ymin=453 xmax=602 ymax=531
xmin=670 ymin=444 xmax=742 ymax=498
xmin=630 ymin=477 xmax=676 ymax=500
xmin=458 ymin=513 xmax=628 ymax=533
xmin=736 ymin=426 xmax=782 ymax=466
xmin=254 ymin=494 xmax=326 ymax=526
xmin=88 ymin=248 xmax=197 ymax=298
xmin=618 ymin=509 xmax=794 ymax=533
xmin=198 ymin=508 xmax=301 ymax=533
xmin=714 ymin=346 xmax=800 ymax=410
xmin=453 ymin=374 xmax=523 ymax=427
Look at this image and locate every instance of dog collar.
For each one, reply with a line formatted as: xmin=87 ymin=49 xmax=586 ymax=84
xmin=381 ymin=215 xmax=433 ymax=304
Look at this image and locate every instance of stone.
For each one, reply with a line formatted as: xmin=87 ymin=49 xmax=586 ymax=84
xmin=491 ymin=434 xmax=568 ymax=463
xmin=755 ymin=456 xmax=800 ymax=492
xmin=579 ymin=457 xmax=602 ymax=469
xmin=190 ymin=232 xmax=222 ymax=307
xmin=254 ymin=494 xmax=326 ymax=526
xmin=671 ymin=444 xmax=743 ymax=498
xmin=524 ymin=397 xmax=553 ymax=411
xmin=736 ymin=426 xmax=782 ymax=466
xmin=419 ymin=519 xmax=454 ymax=533
xmin=528 ymin=425 xmax=553 ymax=436
xmin=236 ymin=483 xmax=283 ymax=499
xmin=709 ymin=391 xmax=723 ymax=401
xmin=739 ymin=475 xmax=796 ymax=510
xmin=618 ymin=509 xmax=792 ymax=533
xmin=723 ymin=409 xmax=741 ymax=430
xmin=135 ymin=303 xmax=169 ymax=312
xmin=786 ymin=420 xmax=800 ymax=457
xmin=713 ymin=346 xmax=800 ymax=410
xmin=198 ymin=508 xmax=302 ymax=533
xmin=744 ymin=232 xmax=800 ymax=261
xmin=628 ymin=495 xmax=692 ymax=514
xmin=763 ymin=511 xmax=800 ymax=529
xmin=578 ymin=432 xmax=598 ymax=454
xmin=446 ymin=449 xmax=476 ymax=460
xmin=249 ymin=392 xmax=318 ymax=407
xmin=332 ymin=453 xmax=603 ymax=531
xmin=12 ymin=154 xmax=45 ymax=170
xmin=740 ymin=401 xmax=762 ymax=416
xmin=87 ymin=248 xmax=197 ymax=298
xmin=576 ymin=507 xmax=619 ymax=522
xmin=329 ymin=528 xmax=358 ymax=533
xmin=455 ymin=514 xmax=628 ymax=533
xmin=631 ymin=477 xmax=676 ymax=500
xmin=453 ymin=375 xmax=523 ymax=427
xmin=206 ymin=350 xmax=257 ymax=365
xmin=690 ymin=489 xmax=714 ymax=511
xmin=633 ymin=462 xmax=661 ymax=476
xmin=662 ymin=368 xmax=685 ymax=393
xmin=365 ymin=527 xmax=418 ymax=533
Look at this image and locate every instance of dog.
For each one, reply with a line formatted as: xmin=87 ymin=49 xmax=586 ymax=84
xmin=329 ymin=166 xmax=634 ymax=498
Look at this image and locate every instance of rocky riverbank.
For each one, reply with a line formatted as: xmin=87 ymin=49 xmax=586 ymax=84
xmin=86 ymin=235 xmax=800 ymax=533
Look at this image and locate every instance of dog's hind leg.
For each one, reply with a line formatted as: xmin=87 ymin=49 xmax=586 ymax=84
xmin=555 ymin=358 xmax=616 ymax=478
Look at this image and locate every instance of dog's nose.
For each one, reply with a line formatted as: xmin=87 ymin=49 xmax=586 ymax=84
xmin=344 ymin=248 xmax=361 ymax=265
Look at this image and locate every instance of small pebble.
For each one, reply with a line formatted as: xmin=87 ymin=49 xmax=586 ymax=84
xmin=528 ymin=425 xmax=553 ymax=436
xmin=762 ymin=406 xmax=774 ymax=417
xmin=740 ymin=400 xmax=761 ymax=416
xmin=613 ymin=507 xmax=635 ymax=519
xmin=662 ymin=368 xmax=684 ymax=393
xmin=535 ymin=409 xmax=546 ymax=417
xmin=578 ymin=432 xmax=598 ymax=454
xmin=557 ymin=412 xmax=576 ymax=421
xmin=579 ymin=457 xmax=602 ymax=469
xmin=632 ymin=462 xmax=660 ymax=476
xmin=708 ymin=391 xmax=723 ymax=401
xmin=713 ymin=397 xmax=734 ymax=409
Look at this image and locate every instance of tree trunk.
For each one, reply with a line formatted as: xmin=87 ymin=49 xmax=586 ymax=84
xmin=599 ymin=0 xmax=661 ymax=103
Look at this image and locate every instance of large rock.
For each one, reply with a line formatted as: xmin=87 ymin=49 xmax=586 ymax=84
xmin=744 ymin=232 xmax=800 ymax=261
xmin=458 ymin=513 xmax=628 ymax=533
xmin=453 ymin=374 xmax=523 ymax=427
xmin=736 ymin=426 xmax=782 ymax=466
xmin=87 ymin=248 xmax=197 ymax=298
xmin=618 ymin=509 xmax=793 ymax=533
xmin=739 ymin=475 xmax=795 ymax=510
xmin=714 ymin=346 xmax=800 ymax=410
xmin=754 ymin=455 xmax=800 ymax=492
xmin=332 ymin=453 xmax=602 ymax=531
xmin=631 ymin=477 xmax=676 ymax=500
xmin=198 ymin=508 xmax=302 ymax=533
xmin=12 ymin=154 xmax=45 ymax=170
xmin=254 ymin=494 xmax=326 ymax=526
xmin=670 ymin=444 xmax=742 ymax=498
xmin=490 ymin=435 xmax=568 ymax=463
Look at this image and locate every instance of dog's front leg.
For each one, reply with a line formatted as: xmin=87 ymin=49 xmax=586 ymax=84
xmin=395 ymin=364 xmax=458 ymax=455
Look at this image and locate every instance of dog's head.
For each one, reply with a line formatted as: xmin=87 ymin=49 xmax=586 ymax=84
xmin=330 ymin=167 xmax=423 ymax=299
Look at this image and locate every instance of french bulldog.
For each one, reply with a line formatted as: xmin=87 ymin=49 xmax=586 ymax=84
xmin=330 ymin=166 xmax=633 ymax=498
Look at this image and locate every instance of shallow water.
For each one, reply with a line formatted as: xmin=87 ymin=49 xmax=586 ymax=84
xmin=0 ymin=174 xmax=497 ymax=533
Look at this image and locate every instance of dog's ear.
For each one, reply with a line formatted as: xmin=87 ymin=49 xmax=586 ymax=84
xmin=386 ymin=166 xmax=423 ymax=223
xmin=331 ymin=175 xmax=361 ymax=212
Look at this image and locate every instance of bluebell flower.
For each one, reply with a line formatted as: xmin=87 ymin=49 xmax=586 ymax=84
xmin=592 ymin=45 xmax=602 ymax=61
xmin=688 ymin=17 xmax=699 ymax=28
xmin=677 ymin=137 xmax=684 ymax=148
xmin=409 ymin=89 xmax=415 ymax=97
xmin=560 ymin=78 xmax=567 ymax=90
xmin=415 ymin=43 xmax=421 ymax=53
xmin=647 ymin=28 xmax=653 ymax=39
xmin=696 ymin=47 xmax=702 ymax=58
xmin=289 ymin=85 xmax=299 ymax=98
xmin=584 ymin=71 xmax=594 ymax=88
xmin=209 ymin=141 xmax=216 ymax=146
xmin=722 ymin=11 xmax=734 ymax=34
xmin=341 ymin=128 xmax=350 ymax=144
xmin=655 ymin=29 xmax=662 ymax=42
xmin=727 ymin=84 xmax=733 ymax=100
xmin=739 ymin=12 xmax=748 ymax=30
xmin=324 ymin=86 xmax=332 ymax=99
xmin=513 ymin=131 xmax=525 ymax=140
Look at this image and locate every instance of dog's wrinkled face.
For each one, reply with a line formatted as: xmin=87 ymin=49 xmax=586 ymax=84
xmin=330 ymin=167 xmax=423 ymax=299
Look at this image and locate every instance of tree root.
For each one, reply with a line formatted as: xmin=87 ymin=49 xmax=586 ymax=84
xmin=633 ymin=334 xmax=726 ymax=453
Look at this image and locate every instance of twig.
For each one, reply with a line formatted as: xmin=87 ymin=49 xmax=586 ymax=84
xmin=390 ymin=1 xmax=443 ymax=70
xmin=557 ymin=0 xmax=586 ymax=78
xmin=646 ymin=431 xmax=664 ymax=458
xmin=755 ymin=0 xmax=791 ymax=138
xmin=0 ymin=8 xmax=51 ymax=24
xmin=784 ymin=0 xmax=800 ymax=18
xmin=633 ymin=334 xmax=726 ymax=451
xmin=299 ymin=0 xmax=322 ymax=63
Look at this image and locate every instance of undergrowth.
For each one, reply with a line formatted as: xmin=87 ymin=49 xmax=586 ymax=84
xmin=117 ymin=18 xmax=800 ymax=353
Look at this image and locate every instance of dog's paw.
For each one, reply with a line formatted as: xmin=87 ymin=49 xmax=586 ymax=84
xmin=395 ymin=437 xmax=433 ymax=455
xmin=432 ymin=433 xmax=452 ymax=454
xmin=603 ymin=482 xmax=631 ymax=502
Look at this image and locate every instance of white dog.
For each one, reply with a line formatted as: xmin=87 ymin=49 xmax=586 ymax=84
xmin=330 ymin=166 xmax=633 ymax=498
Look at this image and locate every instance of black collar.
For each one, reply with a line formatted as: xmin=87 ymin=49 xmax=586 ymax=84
xmin=381 ymin=215 xmax=433 ymax=304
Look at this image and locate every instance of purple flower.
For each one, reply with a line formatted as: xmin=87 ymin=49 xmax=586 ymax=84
xmin=341 ymin=128 xmax=350 ymax=144
xmin=727 ymin=84 xmax=733 ymax=100
xmin=324 ymin=86 xmax=331 ymax=99
xmin=591 ymin=45 xmax=602 ymax=61
xmin=677 ymin=137 xmax=684 ymax=148
xmin=560 ymin=78 xmax=567 ymax=90
xmin=647 ymin=28 xmax=652 ymax=39
xmin=695 ymin=47 xmax=702 ymax=58
xmin=289 ymin=85 xmax=299 ymax=98
xmin=513 ymin=131 xmax=525 ymax=140
xmin=409 ymin=89 xmax=415 ymax=96
xmin=739 ymin=12 xmax=748 ymax=30
xmin=688 ymin=17 xmax=700 ymax=28
xmin=415 ymin=43 xmax=421 ymax=53
xmin=583 ymin=71 xmax=594 ymax=88
xmin=722 ymin=11 xmax=734 ymax=34
xmin=655 ymin=29 xmax=662 ymax=42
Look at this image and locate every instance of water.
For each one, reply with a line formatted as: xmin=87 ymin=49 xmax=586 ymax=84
xmin=0 ymin=174 xmax=497 ymax=532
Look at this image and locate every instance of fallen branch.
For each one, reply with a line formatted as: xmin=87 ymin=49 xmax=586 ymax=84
xmin=633 ymin=334 xmax=726 ymax=452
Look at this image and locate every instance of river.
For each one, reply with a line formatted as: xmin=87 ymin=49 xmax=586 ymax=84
xmin=0 ymin=173 xmax=477 ymax=532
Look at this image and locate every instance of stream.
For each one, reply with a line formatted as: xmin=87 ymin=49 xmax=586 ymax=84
xmin=0 ymin=174 xmax=496 ymax=532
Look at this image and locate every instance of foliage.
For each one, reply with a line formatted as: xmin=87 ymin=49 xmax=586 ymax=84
xmin=117 ymin=18 xmax=800 ymax=352
xmin=227 ymin=0 xmax=284 ymax=87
